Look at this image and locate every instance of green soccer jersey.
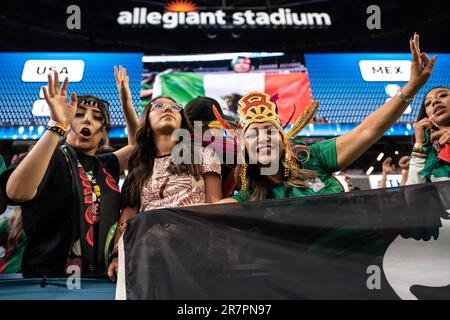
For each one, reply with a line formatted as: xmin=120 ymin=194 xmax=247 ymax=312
xmin=420 ymin=130 xmax=450 ymax=182
xmin=0 ymin=155 xmax=5 ymax=175
xmin=232 ymin=138 xmax=344 ymax=201
xmin=0 ymin=219 xmax=27 ymax=274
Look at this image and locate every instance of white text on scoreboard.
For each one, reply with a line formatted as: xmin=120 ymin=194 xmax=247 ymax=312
xmin=22 ymin=60 xmax=85 ymax=82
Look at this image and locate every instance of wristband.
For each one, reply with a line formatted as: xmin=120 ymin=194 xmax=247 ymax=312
xmin=412 ymin=147 xmax=426 ymax=154
xmin=411 ymin=151 xmax=427 ymax=158
xmin=397 ymin=88 xmax=415 ymax=104
xmin=108 ymin=251 xmax=118 ymax=264
xmin=413 ymin=142 xmax=423 ymax=153
xmin=47 ymin=120 xmax=69 ymax=132
xmin=47 ymin=126 xmax=66 ymax=137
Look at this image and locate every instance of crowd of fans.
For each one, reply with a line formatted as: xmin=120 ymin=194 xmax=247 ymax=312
xmin=0 ymin=33 xmax=448 ymax=282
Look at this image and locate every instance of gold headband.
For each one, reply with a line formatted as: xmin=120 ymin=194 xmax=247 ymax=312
xmin=237 ymin=92 xmax=283 ymax=132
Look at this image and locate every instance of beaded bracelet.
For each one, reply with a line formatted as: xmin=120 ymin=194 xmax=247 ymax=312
xmin=411 ymin=151 xmax=427 ymax=158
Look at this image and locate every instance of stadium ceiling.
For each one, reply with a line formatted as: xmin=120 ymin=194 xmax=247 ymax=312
xmin=0 ymin=0 xmax=448 ymax=53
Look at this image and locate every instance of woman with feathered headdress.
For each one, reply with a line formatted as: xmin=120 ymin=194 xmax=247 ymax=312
xmin=215 ymin=33 xmax=437 ymax=202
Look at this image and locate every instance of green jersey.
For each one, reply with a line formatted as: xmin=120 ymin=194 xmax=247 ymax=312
xmin=0 ymin=219 xmax=27 ymax=274
xmin=0 ymin=155 xmax=5 ymax=175
xmin=232 ymin=138 xmax=344 ymax=201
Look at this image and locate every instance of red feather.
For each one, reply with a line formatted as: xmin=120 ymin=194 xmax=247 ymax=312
xmin=282 ymin=104 xmax=297 ymax=129
xmin=212 ymin=105 xmax=237 ymax=139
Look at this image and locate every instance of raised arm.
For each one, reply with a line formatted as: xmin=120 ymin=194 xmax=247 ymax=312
xmin=114 ymin=65 xmax=139 ymax=145
xmin=113 ymin=66 xmax=139 ymax=173
xmin=6 ymin=72 xmax=76 ymax=202
xmin=335 ymin=33 xmax=437 ymax=170
xmin=398 ymin=156 xmax=410 ymax=186
xmin=380 ymin=157 xmax=394 ymax=188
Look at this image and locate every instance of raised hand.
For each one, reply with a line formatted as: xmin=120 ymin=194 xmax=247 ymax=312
xmin=42 ymin=71 xmax=77 ymax=129
xmin=398 ymin=156 xmax=410 ymax=170
xmin=382 ymin=157 xmax=395 ymax=175
xmin=406 ymin=33 xmax=437 ymax=95
xmin=113 ymin=65 xmax=139 ymax=149
xmin=114 ymin=65 xmax=132 ymax=102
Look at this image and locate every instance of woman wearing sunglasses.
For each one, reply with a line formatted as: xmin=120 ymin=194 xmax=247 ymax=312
xmin=107 ymin=96 xmax=223 ymax=281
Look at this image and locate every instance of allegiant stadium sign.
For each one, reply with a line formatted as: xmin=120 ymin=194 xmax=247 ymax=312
xmin=117 ymin=8 xmax=332 ymax=29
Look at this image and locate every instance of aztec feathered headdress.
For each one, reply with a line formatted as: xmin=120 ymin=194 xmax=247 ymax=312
xmin=213 ymin=91 xmax=320 ymax=140
xmin=212 ymin=91 xmax=320 ymax=193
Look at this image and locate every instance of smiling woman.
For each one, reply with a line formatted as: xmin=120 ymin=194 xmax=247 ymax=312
xmin=214 ymin=33 xmax=437 ymax=203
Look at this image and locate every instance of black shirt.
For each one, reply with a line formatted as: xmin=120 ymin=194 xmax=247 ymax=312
xmin=0 ymin=147 xmax=121 ymax=277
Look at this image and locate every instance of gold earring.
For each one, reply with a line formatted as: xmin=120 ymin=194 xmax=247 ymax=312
xmin=284 ymin=150 xmax=290 ymax=178
xmin=240 ymin=162 xmax=248 ymax=192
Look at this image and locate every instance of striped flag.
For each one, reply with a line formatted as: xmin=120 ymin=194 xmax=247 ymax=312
xmin=152 ymin=71 xmax=312 ymax=125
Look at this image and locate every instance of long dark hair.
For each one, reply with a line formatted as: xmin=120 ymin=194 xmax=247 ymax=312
xmin=412 ymin=86 xmax=450 ymax=144
xmin=121 ymin=97 xmax=202 ymax=209
xmin=7 ymin=207 xmax=23 ymax=251
xmin=416 ymin=86 xmax=450 ymax=122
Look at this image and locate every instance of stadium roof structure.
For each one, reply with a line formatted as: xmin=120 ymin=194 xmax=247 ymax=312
xmin=1 ymin=0 xmax=448 ymax=53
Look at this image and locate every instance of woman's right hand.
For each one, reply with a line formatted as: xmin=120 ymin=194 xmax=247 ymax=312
xmin=108 ymin=257 xmax=119 ymax=282
xmin=42 ymin=71 xmax=77 ymax=129
xmin=403 ymin=33 xmax=437 ymax=97
xmin=412 ymin=117 xmax=432 ymax=144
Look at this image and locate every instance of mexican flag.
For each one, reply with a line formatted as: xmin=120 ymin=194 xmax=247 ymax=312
xmin=152 ymin=71 xmax=312 ymax=125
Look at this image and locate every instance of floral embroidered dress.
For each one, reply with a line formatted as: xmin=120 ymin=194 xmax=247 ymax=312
xmin=140 ymin=147 xmax=221 ymax=212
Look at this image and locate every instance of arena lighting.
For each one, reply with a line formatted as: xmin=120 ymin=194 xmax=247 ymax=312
xmin=206 ymin=32 xmax=217 ymax=39
xmin=366 ymin=166 xmax=375 ymax=176
xmin=231 ymin=32 xmax=241 ymax=39
xmin=395 ymin=151 xmax=399 ymax=155
xmin=142 ymin=52 xmax=284 ymax=63
xmin=376 ymin=152 xmax=384 ymax=161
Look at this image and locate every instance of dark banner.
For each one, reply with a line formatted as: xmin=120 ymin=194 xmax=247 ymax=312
xmin=118 ymin=181 xmax=450 ymax=300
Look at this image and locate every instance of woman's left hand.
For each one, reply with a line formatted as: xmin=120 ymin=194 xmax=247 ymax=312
xmin=114 ymin=65 xmax=132 ymax=102
xmin=431 ymin=128 xmax=450 ymax=147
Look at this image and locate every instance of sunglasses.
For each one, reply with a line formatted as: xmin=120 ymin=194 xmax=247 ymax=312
xmin=77 ymin=96 xmax=110 ymax=110
xmin=150 ymin=102 xmax=183 ymax=112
